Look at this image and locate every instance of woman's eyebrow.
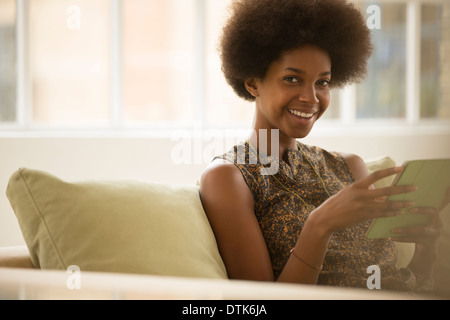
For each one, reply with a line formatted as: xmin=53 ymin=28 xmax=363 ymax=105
xmin=285 ymin=67 xmax=331 ymax=77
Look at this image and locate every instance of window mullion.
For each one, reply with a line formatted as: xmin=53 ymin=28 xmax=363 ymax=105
xmin=16 ymin=0 xmax=31 ymax=128
xmin=194 ymin=0 xmax=206 ymax=131
xmin=406 ymin=0 xmax=421 ymax=124
xmin=111 ymin=0 xmax=123 ymax=128
xmin=339 ymin=84 xmax=357 ymax=124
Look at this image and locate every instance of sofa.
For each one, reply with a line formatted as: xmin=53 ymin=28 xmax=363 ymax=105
xmin=0 ymin=157 xmax=449 ymax=300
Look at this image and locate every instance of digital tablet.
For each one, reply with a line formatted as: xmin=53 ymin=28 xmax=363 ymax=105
xmin=366 ymin=158 xmax=450 ymax=239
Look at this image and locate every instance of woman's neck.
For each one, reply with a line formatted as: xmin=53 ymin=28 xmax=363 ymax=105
xmin=248 ymin=126 xmax=297 ymax=162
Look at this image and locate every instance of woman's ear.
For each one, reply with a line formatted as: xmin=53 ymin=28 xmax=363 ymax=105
xmin=244 ymin=78 xmax=260 ymax=98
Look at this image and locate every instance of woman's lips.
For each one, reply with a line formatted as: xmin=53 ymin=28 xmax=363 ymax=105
xmin=288 ymin=108 xmax=316 ymax=119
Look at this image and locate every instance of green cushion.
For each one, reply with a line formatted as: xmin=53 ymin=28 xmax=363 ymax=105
xmin=365 ymin=156 xmax=397 ymax=189
xmin=6 ymin=168 xmax=227 ymax=279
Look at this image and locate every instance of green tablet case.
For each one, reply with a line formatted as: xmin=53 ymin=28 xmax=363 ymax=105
xmin=366 ymin=159 xmax=450 ymax=239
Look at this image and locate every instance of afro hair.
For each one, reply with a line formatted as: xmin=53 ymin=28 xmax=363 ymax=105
xmin=219 ymin=0 xmax=373 ymax=101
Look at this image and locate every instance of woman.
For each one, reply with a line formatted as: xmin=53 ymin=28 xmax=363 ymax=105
xmin=199 ymin=0 xmax=442 ymax=291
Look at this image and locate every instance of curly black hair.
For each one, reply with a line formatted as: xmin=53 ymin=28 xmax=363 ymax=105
xmin=219 ymin=0 xmax=373 ymax=101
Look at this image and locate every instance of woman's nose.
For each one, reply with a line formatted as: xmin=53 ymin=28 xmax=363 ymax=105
xmin=298 ymin=85 xmax=319 ymax=105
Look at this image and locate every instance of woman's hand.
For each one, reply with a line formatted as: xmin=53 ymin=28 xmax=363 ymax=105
xmin=391 ymin=187 xmax=448 ymax=245
xmin=392 ymin=187 xmax=449 ymax=278
xmin=390 ymin=207 xmax=442 ymax=246
xmin=392 ymin=206 xmax=442 ymax=279
xmin=313 ymin=166 xmax=418 ymax=235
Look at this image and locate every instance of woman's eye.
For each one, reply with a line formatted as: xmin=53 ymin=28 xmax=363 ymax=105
xmin=317 ymin=80 xmax=330 ymax=87
xmin=284 ymin=76 xmax=299 ymax=83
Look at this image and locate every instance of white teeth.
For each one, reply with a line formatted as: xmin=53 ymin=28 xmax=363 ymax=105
xmin=289 ymin=109 xmax=314 ymax=118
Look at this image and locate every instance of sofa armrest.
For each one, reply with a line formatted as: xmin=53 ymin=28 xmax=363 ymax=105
xmin=0 ymin=245 xmax=34 ymax=269
xmin=0 ymin=267 xmax=427 ymax=300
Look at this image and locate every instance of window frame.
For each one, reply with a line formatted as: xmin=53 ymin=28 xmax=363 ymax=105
xmin=1 ymin=0 xmax=449 ymax=135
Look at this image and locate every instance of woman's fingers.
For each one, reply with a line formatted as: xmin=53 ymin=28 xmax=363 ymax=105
xmin=389 ymin=207 xmax=442 ymax=245
xmin=351 ymin=166 xmax=418 ymax=203
xmin=438 ymin=187 xmax=450 ymax=211
xmin=368 ymin=185 xmax=418 ymax=200
xmin=354 ymin=166 xmax=403 ymax=189
xmin=391 ymin=226 xmax=441 ymax=244
xmin=369 ymin=199 xmax=414 ymax=212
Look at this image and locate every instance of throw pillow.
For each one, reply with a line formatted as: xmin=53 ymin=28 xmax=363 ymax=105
xmin=6 ymin=168 xmax=227 ymax=279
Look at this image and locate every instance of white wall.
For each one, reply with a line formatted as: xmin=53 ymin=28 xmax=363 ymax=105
xmin=1 ymin=125 xmax=449 ymax=246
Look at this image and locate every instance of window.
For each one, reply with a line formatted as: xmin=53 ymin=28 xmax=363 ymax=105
xmin=420 ymin=3 xmax=449 ymax=119
xmin=357 ymin=2 xmax=407 ymax=119
xmin=354 ymin=0 xmax=450 ymax=123
xmin=123 ymin=0 xmax=197 ymax=126
xmin=0 ymin=0 xmax=16 ymax=123
xmin=29 ymin=0 xmax=110 ymax=126
xmin=204 ymin=0 xmax=254 ymax=128
xmin=1 ymin=0 xmax=449 ymax=131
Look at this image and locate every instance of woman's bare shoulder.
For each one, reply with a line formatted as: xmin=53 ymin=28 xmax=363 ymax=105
xmin=199 ymin=158 xmax=252 ymax=204
xmin=199 ymin=160 xmax=273 ymax=280
xmin=339 ymin=152 xmax=369 ymax=181
xmin=200 ymin=158 xmax=244 ymax=184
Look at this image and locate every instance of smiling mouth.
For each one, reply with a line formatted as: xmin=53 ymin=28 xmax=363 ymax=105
xmin=288 ymin=109 xmax=316 ymax=119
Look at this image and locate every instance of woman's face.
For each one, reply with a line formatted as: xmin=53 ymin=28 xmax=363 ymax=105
xmin=247 ymin=44 xmax=331 ymax=139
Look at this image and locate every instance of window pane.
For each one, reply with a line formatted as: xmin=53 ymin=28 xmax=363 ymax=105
xmin=204 ymin=0 xmax=254 ymax=128
xmin=29 ymin=0 xmax=110 ymax=125
xmin=322 ymin=90 xmax=340 ymax=120
xmin=356 ymin=3 xmax=407 ymax=119
xmin=421 ymin=3 xmax=450 ymax=119
xmin=0 ymin=0 xmax=16 ymax=122
xmin=123 ymin=0 xmax=196 ymax=125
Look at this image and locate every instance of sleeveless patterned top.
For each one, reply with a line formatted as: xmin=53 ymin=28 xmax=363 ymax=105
xmin=214 ymin=140 xmax=414 ymax=290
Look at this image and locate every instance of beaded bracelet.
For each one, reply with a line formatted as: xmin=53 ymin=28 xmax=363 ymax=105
xmin=290 ymin=248 xmax=323 ymax=271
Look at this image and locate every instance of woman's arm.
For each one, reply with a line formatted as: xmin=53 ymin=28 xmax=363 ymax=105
xmin=199 ymin=160 xmax=275 ymax=281
xmin=340 ymin=152 xmax=370 ymax=182
xmin=342 ymin=153 xmax=443 ymax=280
xmin=200 ymin=159 xmax=333 ymax=283
xmin=200 ymin=155 xmax=418 ymax=284
xmin=279 ymin=153 xmax=393 ymax=284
